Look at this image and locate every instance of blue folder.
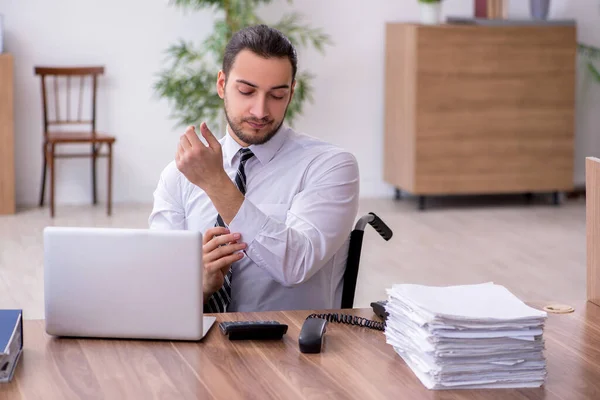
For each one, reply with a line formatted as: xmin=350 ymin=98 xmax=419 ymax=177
xmin=0 ymin=309 xmax=23 ymax=383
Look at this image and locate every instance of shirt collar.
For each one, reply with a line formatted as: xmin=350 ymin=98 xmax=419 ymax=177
xmin=222 ymin=124 xmax=290 ymax=167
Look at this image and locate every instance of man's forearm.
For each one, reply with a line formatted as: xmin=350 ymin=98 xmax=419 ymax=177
xmin=204 ymin=173 xmax=244 ymax=225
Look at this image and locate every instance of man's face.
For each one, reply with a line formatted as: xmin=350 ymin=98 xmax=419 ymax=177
xmin=217 ymin=49 xmax=295 ymax=146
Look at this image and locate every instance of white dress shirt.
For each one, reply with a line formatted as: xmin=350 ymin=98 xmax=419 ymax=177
xmin=148 ymin=124 xmax=360 ymax=312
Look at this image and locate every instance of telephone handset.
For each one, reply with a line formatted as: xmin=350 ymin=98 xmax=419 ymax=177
xmin=298 ymin=302 xmax=387 ymax=353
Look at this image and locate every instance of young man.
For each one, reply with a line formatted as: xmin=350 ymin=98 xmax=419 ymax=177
xmin=149 ymin=25 xmax=359 ymax=313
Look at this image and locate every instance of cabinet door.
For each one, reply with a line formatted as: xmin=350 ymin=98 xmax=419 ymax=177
xmin=413 ymin=25 xmax=576 ymax=194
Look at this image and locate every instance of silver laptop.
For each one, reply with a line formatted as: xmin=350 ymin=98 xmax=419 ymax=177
xmin=43 ymin=227 xmax=216 ymax=341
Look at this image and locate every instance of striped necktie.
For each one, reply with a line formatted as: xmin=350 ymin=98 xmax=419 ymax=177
xmin=204 ymin=148 xmax=254 ymax=313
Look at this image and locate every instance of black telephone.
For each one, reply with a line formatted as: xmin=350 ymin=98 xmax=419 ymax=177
xmin=370 ymin=300 xmax=389 ymax=322
xmin=305 ymin=309 xmax=386 ymax=331
xmin=298 ymin=300 xmax=388 ymax=353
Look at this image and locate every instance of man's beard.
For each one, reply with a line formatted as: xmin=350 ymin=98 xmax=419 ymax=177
xmin=223 ymin=98 xmax=287 ymax=146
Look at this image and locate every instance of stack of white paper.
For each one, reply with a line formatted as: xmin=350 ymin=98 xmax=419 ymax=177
xmin=384 ymin=282 xmax=547 ymax=390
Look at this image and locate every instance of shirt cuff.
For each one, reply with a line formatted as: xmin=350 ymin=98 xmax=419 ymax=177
xmin=227 ymin=198 xmax=269 ymax=246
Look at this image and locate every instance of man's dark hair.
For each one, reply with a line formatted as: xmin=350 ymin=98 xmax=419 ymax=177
xmin=223 ymin=24 xmax=298 ymax=82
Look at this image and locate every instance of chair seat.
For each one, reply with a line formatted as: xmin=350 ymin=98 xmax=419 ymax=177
xmin=46 ymin=131 xmax=116 ymax=144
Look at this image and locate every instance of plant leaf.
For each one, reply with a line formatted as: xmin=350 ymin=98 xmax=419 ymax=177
xmin=588 ymin=62 xmax=600 ymax=83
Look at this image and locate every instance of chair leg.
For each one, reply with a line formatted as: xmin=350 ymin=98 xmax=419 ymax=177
xmin=39 ymin=143 xmax=47 ymax=207
xmin=107 ymin=143 xmax=113 ymax=216
xmin=49 ymin=144 xmax=55 ymax=218
xmin=92 ymin=143 xmax=98 ymax=205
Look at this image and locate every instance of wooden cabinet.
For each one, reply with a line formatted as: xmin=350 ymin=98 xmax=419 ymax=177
xmin=0 ymin=53 xmax=14 ymax=214
xmin=384 ymin=23 xmax=577 ymax=206
xmin=587 ymin=157 xmax=600 ymax=307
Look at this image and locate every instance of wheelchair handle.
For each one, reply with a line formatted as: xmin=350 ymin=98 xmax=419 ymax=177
xmin=354 ymin=212 xmax=393 ymax=241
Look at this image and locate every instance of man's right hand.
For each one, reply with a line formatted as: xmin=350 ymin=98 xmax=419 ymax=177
xmin=202 ymin=227 xmax=246 ymax=303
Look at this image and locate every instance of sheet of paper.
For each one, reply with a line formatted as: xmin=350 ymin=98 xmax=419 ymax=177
xmin=386 ymin=282 xmax=547 ymax=322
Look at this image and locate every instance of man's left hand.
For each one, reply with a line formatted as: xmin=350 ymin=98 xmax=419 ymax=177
xmin=176 ymin=122 xmax=227 ymax=192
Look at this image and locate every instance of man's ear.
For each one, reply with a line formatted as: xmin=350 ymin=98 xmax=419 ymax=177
xmin=289 ymin=79 xmax=296 ymax=102
xmin=217 ymin=70 xmax=226 ymax=99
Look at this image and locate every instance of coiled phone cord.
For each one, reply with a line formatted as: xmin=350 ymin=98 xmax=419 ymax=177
xmin=306 ymin=313 xmax=385 ymax=332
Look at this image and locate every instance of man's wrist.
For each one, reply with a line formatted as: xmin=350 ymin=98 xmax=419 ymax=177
xmin=205 ymin=171 xmax=244 ymax=225
xmin=203 ymin=170 xmax=232 ymax=197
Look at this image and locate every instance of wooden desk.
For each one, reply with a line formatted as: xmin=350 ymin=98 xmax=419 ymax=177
xmin=2 ymin=306 xmax=600 ymax=399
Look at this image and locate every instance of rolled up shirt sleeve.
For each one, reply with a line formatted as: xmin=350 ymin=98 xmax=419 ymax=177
xmin=148 ymin=161 xmax=186 ymax=230
xmin=227 ymin=151 xmax=360 ymax=287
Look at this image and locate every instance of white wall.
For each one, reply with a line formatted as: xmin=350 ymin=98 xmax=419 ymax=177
xmin=2 ymin=0 xmax=214 ymax=206
xmin=1 ymin=0 xmax=599 ymax=207
xmin=509 ymin=0 xmax=600 ymax=187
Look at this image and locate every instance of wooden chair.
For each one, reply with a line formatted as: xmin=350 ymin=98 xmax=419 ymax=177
xmin=34 ymin=66 xmax=115 ymax=217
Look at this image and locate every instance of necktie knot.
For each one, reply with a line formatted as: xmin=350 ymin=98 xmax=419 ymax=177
xmin=238 ymin=148 xmax=254 ymax=164
xmin=235 ymin=149 xmax=253 ymax=196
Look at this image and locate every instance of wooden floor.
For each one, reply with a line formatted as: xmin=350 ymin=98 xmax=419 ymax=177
xmin=0 ymin=194 xmax=586 ymax=320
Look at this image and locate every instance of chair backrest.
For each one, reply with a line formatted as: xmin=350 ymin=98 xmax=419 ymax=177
xmin=341 ymin=212 xmax=393 ymax=309
xmin=341 ymin=229 xmax=364 ymax=309
xmin=34 ymin=66 xmax=104 ymax=139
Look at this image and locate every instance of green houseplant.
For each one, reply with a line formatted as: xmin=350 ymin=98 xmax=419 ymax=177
xmin=579 ymin=43 xmax=600 ymax=83
xmin=154 ymin=0 xmax=332 ymax=133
